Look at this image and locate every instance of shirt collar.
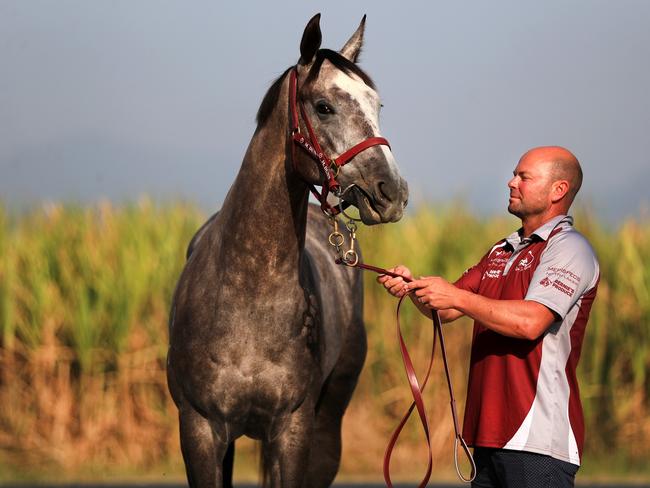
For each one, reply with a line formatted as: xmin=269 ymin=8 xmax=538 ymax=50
xmin=505 ymin=215 xmax=573 ymax=249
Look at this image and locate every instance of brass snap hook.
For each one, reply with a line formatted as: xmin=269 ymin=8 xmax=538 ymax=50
xmin=328 ymin=231 xmax=344 ymax=248
xmin=343 ymin=249 xmax=359 ymax=267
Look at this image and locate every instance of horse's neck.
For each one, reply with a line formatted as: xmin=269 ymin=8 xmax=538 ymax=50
xmin=216 ymin=87 xmax=309 ymax=279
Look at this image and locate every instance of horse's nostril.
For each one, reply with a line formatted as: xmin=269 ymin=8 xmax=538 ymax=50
xmin=377 ymin=181 xmax=393 ymax=203
xmin=373 ymin=179 xmax=408 ymax=218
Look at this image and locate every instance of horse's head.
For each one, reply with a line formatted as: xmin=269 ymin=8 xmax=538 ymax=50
xmin=292 ymin=14 xmax=408 ymax=225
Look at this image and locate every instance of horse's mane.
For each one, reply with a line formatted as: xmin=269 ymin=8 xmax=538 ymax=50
xmin=256 ymin=49 xmax=375 ymax=128
xmin=256 ymin=67 xmax=293 ymax=128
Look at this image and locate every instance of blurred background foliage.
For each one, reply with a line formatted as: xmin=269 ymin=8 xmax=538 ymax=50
xmin=0 ymin=200 xmax=648 ymax=481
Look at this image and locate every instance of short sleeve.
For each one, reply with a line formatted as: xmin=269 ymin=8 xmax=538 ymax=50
xmin=526 ymin=230 xmax=599 ymax=319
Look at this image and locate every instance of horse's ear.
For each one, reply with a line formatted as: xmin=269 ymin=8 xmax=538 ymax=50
xmin=340 ymin=15 xmax=366 ymax=63
xmin=300 ymin=13 xmax=322 ymax=65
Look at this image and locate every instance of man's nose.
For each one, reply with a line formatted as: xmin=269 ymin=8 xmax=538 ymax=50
xmin=508 ymin=176 xmax=518 ymax=189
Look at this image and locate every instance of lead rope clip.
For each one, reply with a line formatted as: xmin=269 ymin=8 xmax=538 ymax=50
xmin=343 ymin=219 xmax=359 ymax=266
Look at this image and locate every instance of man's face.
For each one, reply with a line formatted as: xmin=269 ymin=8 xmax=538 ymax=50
xmin=507 ymin=155 xmax=554 ymax=218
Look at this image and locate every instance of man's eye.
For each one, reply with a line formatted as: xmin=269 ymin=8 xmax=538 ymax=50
xmin=316 ymin=102 xmax=334 ymax=115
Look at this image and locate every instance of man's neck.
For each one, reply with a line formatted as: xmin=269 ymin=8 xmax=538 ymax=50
xmin=520 ymin=209 xmax=567 ymax=238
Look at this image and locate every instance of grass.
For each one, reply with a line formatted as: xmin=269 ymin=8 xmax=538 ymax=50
xmin=0 ymin=200 xmax=648 ymax=481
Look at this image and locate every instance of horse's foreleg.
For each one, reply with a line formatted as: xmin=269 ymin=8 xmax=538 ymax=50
xmin=305 ymin=323 xmax=367 ymax=487
xmin=179 ymin=406 xmax=231 ymax=488
xmin=222 ymin=441 xmax=235 ymax=487
xmin=262 ymin=399 xmax=316 ymax=488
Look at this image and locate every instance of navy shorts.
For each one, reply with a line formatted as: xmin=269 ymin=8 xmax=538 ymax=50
xmin=471 ymin=447 xmax=579 ymax=488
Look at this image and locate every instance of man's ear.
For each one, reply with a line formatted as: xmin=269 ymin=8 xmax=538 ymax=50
xmin=551 ymin=180 xmax=570 ymax=203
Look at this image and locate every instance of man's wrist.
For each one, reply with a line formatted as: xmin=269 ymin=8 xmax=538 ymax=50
xmin=454 ymin=288 xmax=472 ymax=314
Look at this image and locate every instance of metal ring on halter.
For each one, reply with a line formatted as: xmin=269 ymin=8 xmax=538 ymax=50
xmin=343 ymin=249 xmax=359 ymax=266
xmin=334 ymin=185 xmax=364 ymax=222
xmin=320 ymin=206 xmax=336 ymax=219
xmin=329 ymin=161 xmax=340 ymax=178
xmin=328 ymin=232 xmax=344 ymax=247
xmin=332 ymin=183 xmax=354 ymax=200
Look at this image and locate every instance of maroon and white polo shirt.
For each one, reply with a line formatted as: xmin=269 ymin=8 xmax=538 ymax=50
xmin=454 ymin=215 xmax=599 ymax=465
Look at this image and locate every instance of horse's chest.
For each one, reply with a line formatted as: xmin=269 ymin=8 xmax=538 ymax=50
xmin=171 ymin=274 xmax=327 ymax=421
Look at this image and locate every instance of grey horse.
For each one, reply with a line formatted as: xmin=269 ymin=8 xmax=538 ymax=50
xmin=167 ymin=14 xmax=408 ymax=487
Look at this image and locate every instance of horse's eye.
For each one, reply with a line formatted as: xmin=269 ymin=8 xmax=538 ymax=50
xmin=316 ymin=102 xmax=334 ymax=115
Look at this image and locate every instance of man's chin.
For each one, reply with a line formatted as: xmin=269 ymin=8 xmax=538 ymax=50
xmin=508 ymin=204 xmax=523 ymax=218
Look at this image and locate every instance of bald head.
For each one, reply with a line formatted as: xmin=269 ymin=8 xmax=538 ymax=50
xmin=521 ymin=146 xmax=582 ymax=205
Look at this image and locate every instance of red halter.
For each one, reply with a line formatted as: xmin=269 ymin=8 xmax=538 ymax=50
xmin=288 ymin=68 xmax=390 ymax=215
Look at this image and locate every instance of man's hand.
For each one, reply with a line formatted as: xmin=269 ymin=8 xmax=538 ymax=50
xmin=377 ymin=265 xmax=413 ymax=298
xmin=405 ymin=276 xmax=459 ymax=310
xmin=378 ymin=268 xmax=465 ymax=323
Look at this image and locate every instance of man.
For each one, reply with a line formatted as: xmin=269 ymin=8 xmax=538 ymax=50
xmin=379 ymin=146 xmax=599 ymax=487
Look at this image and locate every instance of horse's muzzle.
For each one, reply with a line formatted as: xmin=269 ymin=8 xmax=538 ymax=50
xmin=350 ymin=177 xmax=408 ymax=225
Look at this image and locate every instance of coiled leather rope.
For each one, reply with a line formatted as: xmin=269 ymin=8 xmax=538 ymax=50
xmin=336 ymin=259 xmax=477 ymax=485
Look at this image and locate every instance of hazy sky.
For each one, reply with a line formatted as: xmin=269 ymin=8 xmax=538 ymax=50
xmin=1 ymin=0 xmax=649 ymax=222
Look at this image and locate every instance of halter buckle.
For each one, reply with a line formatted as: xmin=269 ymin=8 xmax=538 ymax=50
xmin=329 ymin=161 xmax=340 ymax=178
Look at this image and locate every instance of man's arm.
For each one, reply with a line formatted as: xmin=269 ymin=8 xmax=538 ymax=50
xmin=405 ymin=277 xmax=556 ymax=340
xmin=454 ymin=290 xmax=556 ymax=339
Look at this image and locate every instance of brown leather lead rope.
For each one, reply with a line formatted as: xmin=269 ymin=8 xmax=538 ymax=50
xmin=384 ymin=292 xmax=434 ymax=487
xmin=340 ymin=260 xmax=477 ymax=485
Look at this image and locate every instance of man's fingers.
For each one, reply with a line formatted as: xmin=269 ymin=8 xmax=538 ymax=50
xmin=389 ymin=277 xmax=406 ymax=288
xmin=378 ymin=274 xmax=401 ymax=288
xmin=404 ymin=280 xmax=425 ymax=292
xmin=377 ymin=269 xmax=395 ymax=282
xmin=395 ymin=266 xmax=413 ymax=280
xmin=378 ymin=265 xmax=420 ymax=298
xmin=406 ymin=276 xmax=440 ymax=290
xmin=390 ymin=283 xmax=405 ymax=295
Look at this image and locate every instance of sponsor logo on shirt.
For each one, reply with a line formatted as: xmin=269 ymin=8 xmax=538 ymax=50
xmin=480 ymin=247 xmax=509 ymax=280
xmin=547 ymin=266 xmax=582 ymax=286
xmin=483 ymin=269 xmax=502 ymax=279
xmin=541 ymin=267 xmax=581 ymax=297
xmin=488 ymin=250 xmax=508 ymax=266
xmin=552 ymin=279 xmax=576 ymax=297
xmin=515 ymin=250 xmax=536 ymax=271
